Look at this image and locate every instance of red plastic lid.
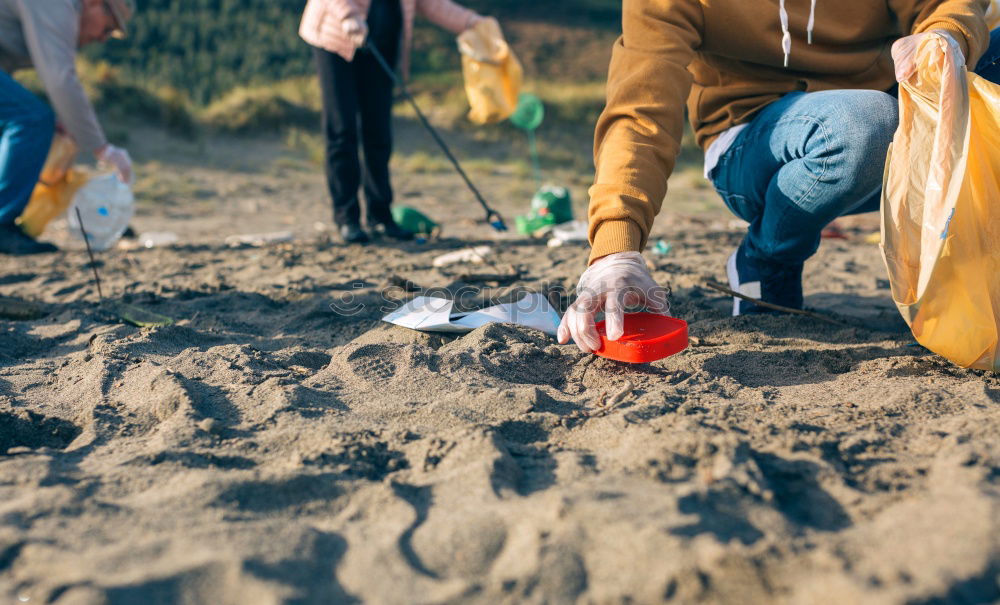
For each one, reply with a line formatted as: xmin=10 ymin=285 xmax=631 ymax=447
xmin=594 ymin=312 xmax=689 ymax=363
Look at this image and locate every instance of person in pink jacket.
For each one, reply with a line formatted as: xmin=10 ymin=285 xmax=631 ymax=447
xmin=300 ymin=0 xmax=484 ymax=244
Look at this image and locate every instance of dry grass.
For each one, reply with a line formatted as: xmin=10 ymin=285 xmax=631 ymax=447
xmin=393 ymin=150 xmax=451 ymax=174
xmin=200 ymin=88 xmax=317 ymax=133
xmin=284 ymin=128 xmax=326 ymax=167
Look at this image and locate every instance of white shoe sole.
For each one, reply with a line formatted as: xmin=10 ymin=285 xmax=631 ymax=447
xmin=727 ymin=251 xmax=762 ymax=317
xmin=727 ymin=251 xmax=740 ymax=317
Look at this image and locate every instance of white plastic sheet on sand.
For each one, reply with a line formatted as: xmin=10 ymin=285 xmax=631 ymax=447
xmin=382 ymin=292 xmax=560 ymax=336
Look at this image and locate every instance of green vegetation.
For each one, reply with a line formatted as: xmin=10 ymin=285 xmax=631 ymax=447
xmin=57 ymin=0 xmax=622 ymax=142
xmin=85 ymin=0 xmax=313 ymax=105
xmin=85 ymin=0 xmax=621 ymax=105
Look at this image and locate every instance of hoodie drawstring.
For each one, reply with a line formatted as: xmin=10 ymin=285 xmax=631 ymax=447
xmin=807 ymin=0 xmax=816 ymax=44
xmin=779 ymin=0 xmax=791 ymax=67
xmin=780 ymin=0 xmax=817 ymax=68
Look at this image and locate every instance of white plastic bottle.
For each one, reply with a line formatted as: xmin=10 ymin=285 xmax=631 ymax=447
xmin=67 ymin=173 xmax=134 ymax=251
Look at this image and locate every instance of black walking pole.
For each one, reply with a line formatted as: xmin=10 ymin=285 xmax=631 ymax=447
xmin=365 ymin=41 xmax=508 ymax=232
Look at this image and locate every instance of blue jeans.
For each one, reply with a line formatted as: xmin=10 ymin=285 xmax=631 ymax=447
xmin=0 ymin=70 xmax=55 ymax=226
xmin=710 ymin=28 xmax=1000 ymax=268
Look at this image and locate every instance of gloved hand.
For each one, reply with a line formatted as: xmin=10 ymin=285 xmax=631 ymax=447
xmin=557 ymin=251 xmax=670 ymax=353
xmin=342 ymin=14 xmax=368 ymax=49
xmin=892 ymin=29 xmax=964 ymax=82
xmin=466 ymin=14 xmax=488 ymax=30
xmin=96 ymin=144 xmax=133 ymax=186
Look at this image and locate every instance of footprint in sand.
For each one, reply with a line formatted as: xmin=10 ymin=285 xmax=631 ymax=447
xmin=346 ymin=344 xmax=398 ymax=382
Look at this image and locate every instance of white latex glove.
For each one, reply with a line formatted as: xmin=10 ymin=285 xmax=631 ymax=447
xmin=557 ymin=251 xmax=670 ymax=353
xmin=892 ymin=29 xmax=964 ymax=82
xmin=342 ymin=14 xmax=368 ymax=49
xmin=96 ymin=144 xmax=133 ymax=186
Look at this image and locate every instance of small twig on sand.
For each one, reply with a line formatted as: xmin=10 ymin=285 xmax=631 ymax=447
xmin=457 ymin=272 xmax=522 ymax=285
xmin=704 ymin=281 xmax=847 ymax=326
xmin=459 ymin=246 xmax=506 ymax=274
xmin=605 ymin=380 xmax=635 ymax=411
xmin=586 ymin=380 xmax=635 ymax=419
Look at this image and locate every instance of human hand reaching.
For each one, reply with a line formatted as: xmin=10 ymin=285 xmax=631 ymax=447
xmin=892 ymin=29 xmax=964 ymax=82
xmin=557 ymin=252 xmax=670 ymax=353
xmin=342 ymin=14 xmax=368 ymax=49
xmin=96 ymin=144 xmax=134 ymax=186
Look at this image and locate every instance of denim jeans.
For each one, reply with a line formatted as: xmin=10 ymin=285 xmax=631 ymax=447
xmin=710 ymin=28 xmax=1000 ymax=268
xmin=0 ymin=69 xmax=55 ymax=226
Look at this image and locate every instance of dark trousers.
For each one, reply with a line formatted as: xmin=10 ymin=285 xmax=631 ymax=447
xmin=314 ymin=0 xmax=402 ymax=228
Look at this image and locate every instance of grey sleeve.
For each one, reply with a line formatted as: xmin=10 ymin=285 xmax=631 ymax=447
xmin=17 ymin=0 xmax=106 ymax=153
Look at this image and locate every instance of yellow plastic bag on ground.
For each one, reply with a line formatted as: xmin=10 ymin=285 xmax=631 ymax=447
xmin=457 ymin=17 xmax=522 ymax=125
xmin=16 ymin=134 xmax=85 ymax=237
xmin=881 ymin=34 xmax=1000 ymax=370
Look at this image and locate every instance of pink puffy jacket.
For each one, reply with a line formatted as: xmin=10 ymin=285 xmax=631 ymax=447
xmin=299 ymin=0 xmax=481 ymax=77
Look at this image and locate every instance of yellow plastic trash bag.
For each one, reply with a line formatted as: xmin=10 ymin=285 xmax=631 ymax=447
xmin=457 ymin=17 xmax=522 ymax=125
xmin=988 ymin=0 xmax=1000 ymax=29
xmin=16 ymin=134 xmax=85 ymax=237
xmin=881 ymin=34 xmax=1000 ymax=371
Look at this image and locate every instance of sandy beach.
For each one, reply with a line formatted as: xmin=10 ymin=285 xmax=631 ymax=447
xmin=1 ymin=123 xmax=999 ymax=604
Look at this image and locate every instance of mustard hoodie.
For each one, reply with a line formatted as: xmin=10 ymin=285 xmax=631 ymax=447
xmin=588 ymin=0 xmax=990 ymax=263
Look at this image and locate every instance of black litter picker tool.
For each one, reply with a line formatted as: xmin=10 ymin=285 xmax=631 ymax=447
xmin=366 ymin=41 xmax=507 ymax=232
xmin=75 ymin=207 xmax=175 ymax=328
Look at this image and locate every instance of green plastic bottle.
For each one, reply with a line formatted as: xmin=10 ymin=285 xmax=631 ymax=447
xmin=515 ymin=186 xmax=573 ymax=235
xmin=515 ymin=212 xmax=557 ymax=235
xmin=531 ymin=185 xmax=573 ymax=224
xmin=392 ymin=205 xmax=439 ymax=235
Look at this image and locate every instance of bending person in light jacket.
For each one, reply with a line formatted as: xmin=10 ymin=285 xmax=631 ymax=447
xmin=0 ymin=0 xmax=135 ymax=256
xmin=300 ymin=0 xmax=485 ymax=244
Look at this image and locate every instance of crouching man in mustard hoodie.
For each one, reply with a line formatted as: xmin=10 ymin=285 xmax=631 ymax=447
xmin=558 ymin=0 xmax=1000 ymax=352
